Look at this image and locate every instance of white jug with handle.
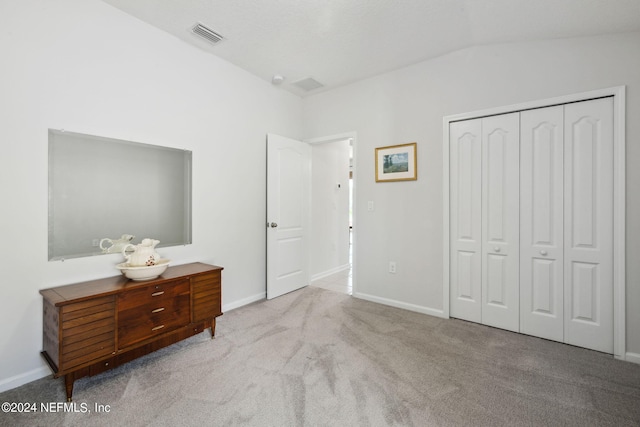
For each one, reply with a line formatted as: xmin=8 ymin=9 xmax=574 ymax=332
xmin=122 ymin=238 xmax=161 ymax=266
xmin=100 ymin=234 xmax=135 ymax=253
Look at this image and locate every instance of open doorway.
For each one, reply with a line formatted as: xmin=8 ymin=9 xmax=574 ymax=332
xmin=307 ymin=133 xmax=356 ymax=295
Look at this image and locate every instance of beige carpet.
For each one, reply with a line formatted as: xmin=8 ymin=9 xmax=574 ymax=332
xmin=2 ymin=286 xmax=640 ymax=426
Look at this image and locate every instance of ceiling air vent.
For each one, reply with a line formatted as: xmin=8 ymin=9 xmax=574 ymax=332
xmin=292 ymin=77 xmax=324 ymax=92
xmin=192 ymin=23 xmax=224 ymax=45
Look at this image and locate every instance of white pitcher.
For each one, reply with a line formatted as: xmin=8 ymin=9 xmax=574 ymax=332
xmin=100 ymin=234 xmax=135 ymax=254
xmin=122 ymin=238 xmax=161 ymax=266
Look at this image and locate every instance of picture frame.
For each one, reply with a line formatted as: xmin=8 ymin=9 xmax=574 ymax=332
xmin=375 ymin=142 xmax=417 ymax=182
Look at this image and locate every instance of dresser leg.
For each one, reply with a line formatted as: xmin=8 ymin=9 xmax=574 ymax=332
xmin=64 ymin=374 xmax=74 ymax=402
xmin=210 ymin=318 xmax=216 ymax=338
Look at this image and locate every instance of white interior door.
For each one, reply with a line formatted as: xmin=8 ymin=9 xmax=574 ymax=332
xmin=520 ymin=105 xmax=565 ymax=341
xmin=563 ymin=98 xmax=614 ymax=353
xmin=481 ymin=113 xmax=520 ymax=332
xmin=449 ymin=118 xmax=482 ymax=323
xmin=266 ymin=134 xmax=311 ymax=299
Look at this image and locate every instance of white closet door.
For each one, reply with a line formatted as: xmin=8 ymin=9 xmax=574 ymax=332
xmin=520 ymin=106 xmax=564 ymax=341
xmin=481 ymin=113 xmax=520 ymax=332
xmin=450 ymin=118 xmax=482 ymax=323
xmin=564 ymin=98 xmax=614 ymax=353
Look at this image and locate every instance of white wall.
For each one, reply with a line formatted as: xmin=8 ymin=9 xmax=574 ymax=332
xmin=2 ymin=1 xmax=639 ymax=394
xmin=310 ymin=140 xmax=351 ymax=279
xmin=302 ymin=32 xmax=640 ymax=356
xmin=0 ymin=0 xmax=302 ymax=390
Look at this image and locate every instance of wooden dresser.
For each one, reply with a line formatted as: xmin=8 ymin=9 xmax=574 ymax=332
xmin=40 ymin=262 xmax=222 ymax=401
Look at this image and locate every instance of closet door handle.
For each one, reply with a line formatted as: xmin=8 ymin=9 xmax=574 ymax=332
xmin=494 ymin=247 xmax=501 ymax=253
xmin=540 ymin=250 xmax=548 ymax=256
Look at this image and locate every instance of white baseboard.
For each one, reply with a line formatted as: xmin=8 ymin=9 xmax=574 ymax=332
xmin=352 ymin=292 xmax=446 ymax=319
xmin=223 ymin=292 xmax=265 ymax=312
xmin=8 ymin=290 xmax=632 ymax=395
xmin=0 ymin=292 xmax=266 ymax=394
xmin=0 ymin=366 xmax=51 ymax=394
xmin=311 ymin=264 xmax=351 ymax=282
xmin=624 ymin=352 xmax=640 ymax=365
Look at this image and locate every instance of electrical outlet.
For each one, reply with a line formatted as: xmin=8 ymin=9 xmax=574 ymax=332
xmin=92 ymin=239 xmax=100 ymax=247
xmin=389 ymin=261 xmax=396 ymax=274
xmin=367 ymin=201 xmax=374 ymax=212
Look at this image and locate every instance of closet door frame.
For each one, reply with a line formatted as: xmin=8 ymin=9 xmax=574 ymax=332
xmin=442 ymin=86 xmax=626 ymax=360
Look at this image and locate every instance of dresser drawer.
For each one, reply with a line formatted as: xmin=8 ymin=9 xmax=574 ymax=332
xmin=118 ymin=279 xmax=190 ymax=311
xmin=117 ymin=279 xmax=190 ymax=348
xmin=192 ymin=271 xmax=222 ymax=322
xmin=59 ymin=296 xmax=116 ymax=371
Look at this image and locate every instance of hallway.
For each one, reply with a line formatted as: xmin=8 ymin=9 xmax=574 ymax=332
xmin=310 ymin=268 xmax=352 ymax=295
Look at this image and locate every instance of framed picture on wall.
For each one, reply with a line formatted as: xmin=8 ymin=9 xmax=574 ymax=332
xmin=375 ymin=142 xmax=417 ymax=182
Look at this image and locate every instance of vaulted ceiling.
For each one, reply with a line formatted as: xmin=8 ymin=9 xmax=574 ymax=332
xmin=102 ymin=0 xmax=640 ymax=96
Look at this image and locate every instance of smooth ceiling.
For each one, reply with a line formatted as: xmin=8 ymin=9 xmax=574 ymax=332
xmin=101 ymin=0 xmax=640 ymax=96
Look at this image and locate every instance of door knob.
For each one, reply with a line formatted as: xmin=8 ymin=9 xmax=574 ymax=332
xmin=494 ymin=247 xmax=501 ymax=252
xmin=540 ymin=250 xmax=548 ymax=256
xmin=270 ymin=222 xmax=278 ymax=228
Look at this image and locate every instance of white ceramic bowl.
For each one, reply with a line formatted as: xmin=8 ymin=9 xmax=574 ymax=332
xmin=116 ymin=259 xmax=170 ymax=281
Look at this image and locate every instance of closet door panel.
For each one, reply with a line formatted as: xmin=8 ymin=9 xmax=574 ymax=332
xmin=564 ymin=97 xmax=613 ymax=353
xmin=450 ymin=119 xmax=482 ymax=323
xmin=481 ymin=113 xmax=519 ymax=332
xmin=520 ymin=106 xmax=564 ymax=342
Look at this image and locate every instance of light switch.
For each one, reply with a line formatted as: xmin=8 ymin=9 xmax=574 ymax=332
xmin=367 ymin=201 xmax=374 ymax=212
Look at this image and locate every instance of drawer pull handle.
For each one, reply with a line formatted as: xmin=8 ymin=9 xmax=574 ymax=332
xmin=152 ymin=325 xmax=165 ymax=331
xmin=152 ymin=307 xmax=165 ymax=313
xmin=151 ymin=291 xmax=165 ymax=297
